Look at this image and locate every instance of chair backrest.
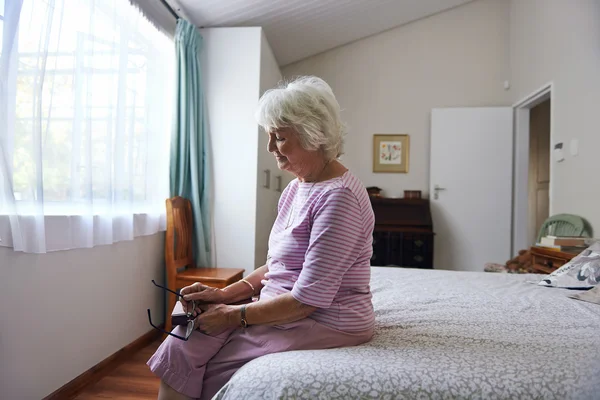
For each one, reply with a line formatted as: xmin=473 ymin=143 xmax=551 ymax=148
xmin=536 ymin=213 xmax=592 ymax=243
xmin=165 ymin=196 xmax=195 ymax=274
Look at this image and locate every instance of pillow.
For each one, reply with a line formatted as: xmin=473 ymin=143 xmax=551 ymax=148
xmin=538 ymin=242 xmax=600 ymax=289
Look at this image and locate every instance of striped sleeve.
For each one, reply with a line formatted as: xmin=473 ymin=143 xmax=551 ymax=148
xmin=290 ymin=188 xmax=364 ymax=308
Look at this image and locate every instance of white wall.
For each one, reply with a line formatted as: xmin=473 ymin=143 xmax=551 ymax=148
xmin=254 ymin=32 xmax=285 ymax=269
xmin=282 ymin=0 xmax=511 ymax=198
xmin=200 ymin=27 xmax=262 ymax=276
xmin=0 ymin=234 xmax=164 ymax=400
xmin=509 ymin=0 xmax=600 ymax=234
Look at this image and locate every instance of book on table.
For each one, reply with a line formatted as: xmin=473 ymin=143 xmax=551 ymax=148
xmin=538 ymin=236 xmax=598 ymax=253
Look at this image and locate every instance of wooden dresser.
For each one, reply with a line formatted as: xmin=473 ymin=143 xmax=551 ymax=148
xmin=370 ymin=197 xmax=434 ymax=269
xmin=530 ymin=246 xmax=577 ymax=274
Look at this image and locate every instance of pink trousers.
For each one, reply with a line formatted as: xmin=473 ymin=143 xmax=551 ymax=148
xmin=147 ymin=317 xmax=373 ymax=399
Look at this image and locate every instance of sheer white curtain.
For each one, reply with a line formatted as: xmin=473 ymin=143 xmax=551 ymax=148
xmin=0 ymin=0 xmax=174 ymax=253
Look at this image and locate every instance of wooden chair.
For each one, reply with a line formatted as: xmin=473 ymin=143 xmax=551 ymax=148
xmin=535 ymin=213 xmax=593 ymax=243
xmin=164 ymin=196 xmax=245 ymax=333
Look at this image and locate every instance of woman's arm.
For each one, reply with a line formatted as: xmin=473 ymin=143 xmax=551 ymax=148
xmin=193 ymin=272 xmax=317 ymax=335
xmin=180 ymin=264 xmax=268 ymax=314
xmin=221 ymin=264 xmax=268 ymax=304
xmin=242 ymin=293 xmax=316 ymax=326
xmin=195 ymin=293 xmax=316 ymax=335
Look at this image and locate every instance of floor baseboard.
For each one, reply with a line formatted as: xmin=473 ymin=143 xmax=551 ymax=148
xmin=43 ymin=326 xmax=162 ymax=400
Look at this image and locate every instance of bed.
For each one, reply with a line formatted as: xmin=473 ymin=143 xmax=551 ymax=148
xmin=214 ymin=267 xmax=600 ymax=399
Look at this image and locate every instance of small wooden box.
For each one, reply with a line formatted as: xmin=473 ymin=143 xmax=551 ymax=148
xmin=404 ymin=190 xmax=422 ymax=199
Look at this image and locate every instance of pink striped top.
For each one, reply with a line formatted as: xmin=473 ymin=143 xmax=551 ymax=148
xmin=260 ymin=170 xmax=375 ymax=332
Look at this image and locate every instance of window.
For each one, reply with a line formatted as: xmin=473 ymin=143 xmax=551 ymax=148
xmin=1 ymin=0 xmax=174 ymax=252
xmin=12 ymin=1 xmax=172 ymax=210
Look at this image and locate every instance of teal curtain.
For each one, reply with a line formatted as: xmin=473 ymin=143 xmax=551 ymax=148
xmin=170 ymin=19 xmax=211 ymax=267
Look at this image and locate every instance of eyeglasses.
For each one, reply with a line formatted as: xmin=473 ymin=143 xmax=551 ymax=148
xmin=147 ymin=280 xmax=197 ymax=341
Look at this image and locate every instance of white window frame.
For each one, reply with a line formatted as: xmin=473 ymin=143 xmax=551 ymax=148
xmin=3 ymin=4 xmax=168 ymax=217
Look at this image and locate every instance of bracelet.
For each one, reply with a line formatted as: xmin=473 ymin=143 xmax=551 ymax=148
xmin=240 ymin=279 xmax=255 ymax=295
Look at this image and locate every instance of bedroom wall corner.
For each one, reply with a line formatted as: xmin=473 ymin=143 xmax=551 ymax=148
xmin=200 ymin=27 xmax=262 ymax=276
xmin=255 ymin=30 xmax=286 ymax=270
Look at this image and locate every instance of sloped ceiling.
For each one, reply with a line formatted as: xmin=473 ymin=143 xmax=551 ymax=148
xmin=170 ymin=0 xmax=474 ymax=66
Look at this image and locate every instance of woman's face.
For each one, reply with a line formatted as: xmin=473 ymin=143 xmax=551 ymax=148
xmin=267 ymin=127 xmax=322 ymax=178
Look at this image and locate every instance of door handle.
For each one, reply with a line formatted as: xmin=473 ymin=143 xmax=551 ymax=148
xmin=433 ymin=185 xmax=446 ymax=200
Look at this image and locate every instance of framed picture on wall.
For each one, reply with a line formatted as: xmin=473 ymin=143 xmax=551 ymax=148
xmin=373 ymin=134 xmax=410 ymax=173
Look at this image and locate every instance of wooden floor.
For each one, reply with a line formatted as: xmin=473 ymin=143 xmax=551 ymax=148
xmin=74 ymin=340 xmax=161 ymax=399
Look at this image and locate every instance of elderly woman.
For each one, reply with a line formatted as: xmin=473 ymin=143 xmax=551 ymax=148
xmin=148 ymin=76 xmax=376 ymax=400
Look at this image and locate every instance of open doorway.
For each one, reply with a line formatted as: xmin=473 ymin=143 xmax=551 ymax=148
xmin=528 ymin=99 xmax=551 ymax=244
xmin=512 ymin=83 xmax=553 ymax=253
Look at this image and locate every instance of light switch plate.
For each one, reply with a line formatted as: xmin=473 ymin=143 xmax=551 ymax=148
xmin=570 ymin=139 xmax=579 ymax=156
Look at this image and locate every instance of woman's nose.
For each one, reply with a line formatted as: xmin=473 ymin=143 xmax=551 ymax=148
xmin=267 ymin=136 xmax=276 ymax=153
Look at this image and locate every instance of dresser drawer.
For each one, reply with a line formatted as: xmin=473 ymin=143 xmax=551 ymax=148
xmin=530 ymin=246 xmax=577 ymax=274
xmin=372 ymin=231 xmax=434 ymax=268
xmin=532 ymin=253 xmax=568 ymax=273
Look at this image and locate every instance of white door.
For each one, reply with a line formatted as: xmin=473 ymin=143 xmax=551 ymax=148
xmin=430 ymin=107 xmax=513 ymax=271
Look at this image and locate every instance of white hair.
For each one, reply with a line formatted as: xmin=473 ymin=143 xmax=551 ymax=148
xmin=255 ymin=76 xmax=346 ymax=160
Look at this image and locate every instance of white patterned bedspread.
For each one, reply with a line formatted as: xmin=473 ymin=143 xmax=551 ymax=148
xmin=214 ymin=267 xmax=600 ymax=400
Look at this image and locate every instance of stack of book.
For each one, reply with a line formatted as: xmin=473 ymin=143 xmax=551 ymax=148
xmin=536 ymin=236 xmax=595 ymax=253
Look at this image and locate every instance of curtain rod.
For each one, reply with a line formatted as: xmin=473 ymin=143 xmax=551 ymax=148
xmin=159 ymin=0 xmax=179 ymax=20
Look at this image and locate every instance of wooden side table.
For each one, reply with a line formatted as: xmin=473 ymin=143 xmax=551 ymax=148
xmin=530 ymin=246 xmax=578 ymax=274
xmin=177 ymin=267 xmax=245 ymax=289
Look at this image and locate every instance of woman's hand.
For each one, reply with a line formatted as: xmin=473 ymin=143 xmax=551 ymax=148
xmin=179 ymin=282 xmax=225 ymax=314
xmin=195 ymin=304 xmax=239 ymax=336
